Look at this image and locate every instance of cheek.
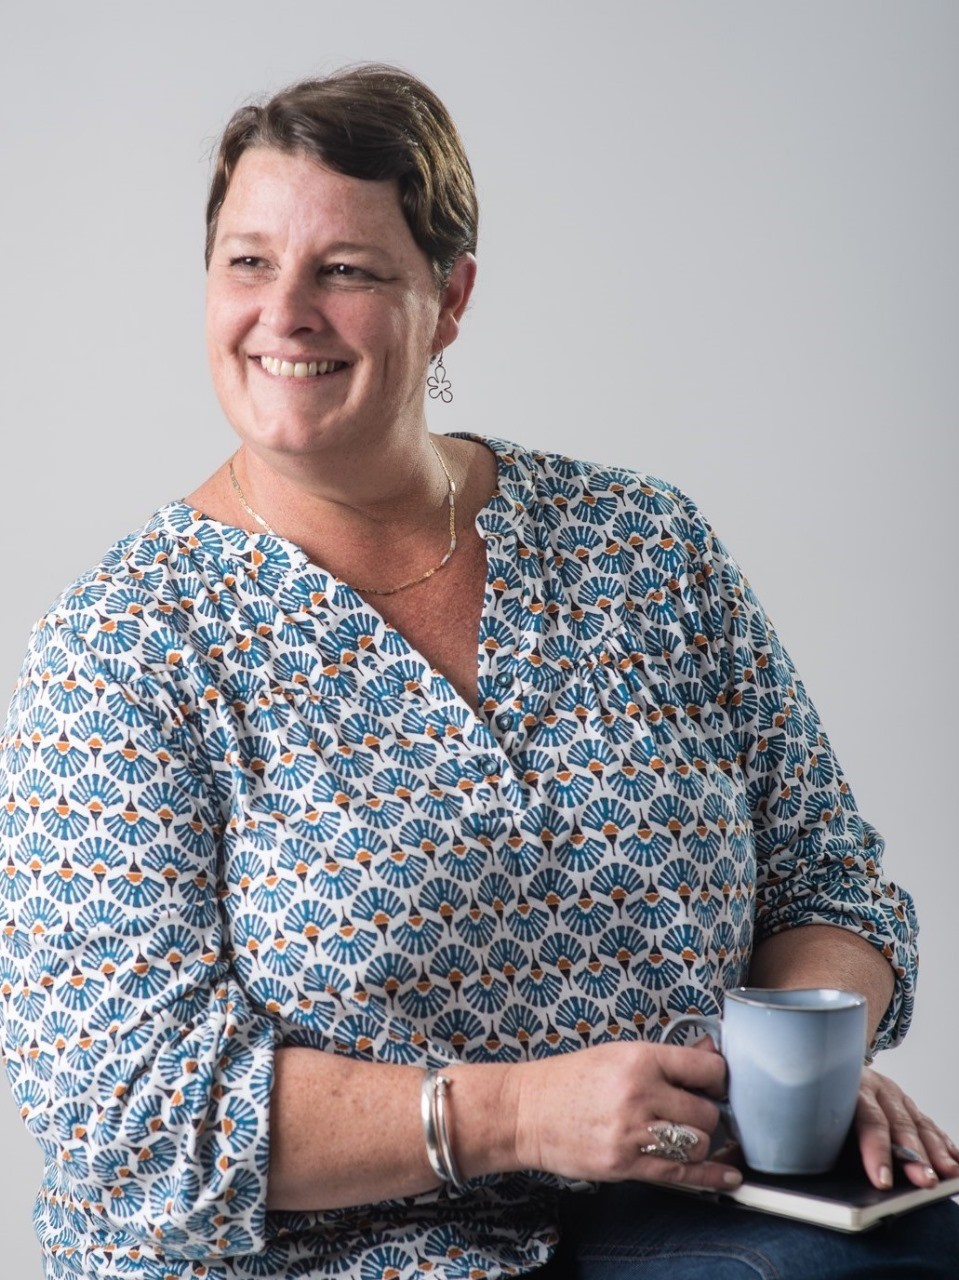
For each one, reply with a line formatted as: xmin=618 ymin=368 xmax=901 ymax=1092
xmin=206 ymin=286 xmax=252 ymax=354
xmin=386 ymin=295 xmax=440 ymax=363
xmin=205 ymin=311 xmax=252 ymax=401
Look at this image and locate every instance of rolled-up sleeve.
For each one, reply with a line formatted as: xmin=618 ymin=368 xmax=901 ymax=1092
xmin=0 ymin=616 xmax=279 ymax=1258
xmin=676 ymin=494 xmax=918 ymax=1050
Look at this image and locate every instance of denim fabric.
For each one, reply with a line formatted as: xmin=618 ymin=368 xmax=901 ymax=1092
xmin=532 ymin=1183 xmax=959 ymax=1278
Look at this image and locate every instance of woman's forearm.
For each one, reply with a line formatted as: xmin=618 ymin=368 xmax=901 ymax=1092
xmin=266 ymin=1049 xmax=519 ymax=1211
xmin=268 ymin=1036 xmax=743 ymax=1211
xmin=747 ymin=923 xmax=895 ymax=1043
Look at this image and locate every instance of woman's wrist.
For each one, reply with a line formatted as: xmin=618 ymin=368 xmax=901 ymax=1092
xmin=439 ymin=1062 xmax=524 ymax=1182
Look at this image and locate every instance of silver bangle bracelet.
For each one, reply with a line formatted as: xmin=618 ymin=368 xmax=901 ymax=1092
xmin=420 ymin=1069 xmax=464 ymax=1191
xmin=420 ymin=1068 xmax=447 ymax=1184
xmin=433 ymin=1073 xmax=464 ymax=1190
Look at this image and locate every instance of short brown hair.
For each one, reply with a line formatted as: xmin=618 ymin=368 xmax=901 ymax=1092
xmin=205 ymin=64 xmax=478 ymax=288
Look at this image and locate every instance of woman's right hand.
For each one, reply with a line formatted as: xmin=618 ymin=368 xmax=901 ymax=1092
xmin=501 ymin=1038 xmax=741 ymax=1190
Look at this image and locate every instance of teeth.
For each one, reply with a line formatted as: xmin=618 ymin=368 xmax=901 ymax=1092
xmin=260 ymin=356 xmax=345 ymax=378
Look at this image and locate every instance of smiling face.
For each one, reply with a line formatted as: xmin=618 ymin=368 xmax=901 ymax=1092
xmin=205 ymin=147 xmax=467 ymax=463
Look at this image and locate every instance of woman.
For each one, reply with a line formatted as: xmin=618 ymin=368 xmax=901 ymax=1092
xmin=1 ymin=64 xmax=956 ymax=1280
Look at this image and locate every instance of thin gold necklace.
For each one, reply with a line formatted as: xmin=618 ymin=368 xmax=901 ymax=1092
xmin=227 ymin=441 xmax=458 ymax=597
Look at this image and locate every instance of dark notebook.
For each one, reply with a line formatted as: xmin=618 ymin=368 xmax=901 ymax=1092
xmin=666 ymin=1139 xmax=959 ymax=1232
xmin=723 ymin=1165 xmax=959 ymax=1232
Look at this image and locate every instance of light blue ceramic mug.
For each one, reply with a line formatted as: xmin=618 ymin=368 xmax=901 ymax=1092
xmin=663 ymin=987 xmax=868 ymax=1175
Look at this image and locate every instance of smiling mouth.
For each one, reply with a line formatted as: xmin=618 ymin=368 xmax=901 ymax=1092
xmin=258 ymin=356 xmax=350 ymax=378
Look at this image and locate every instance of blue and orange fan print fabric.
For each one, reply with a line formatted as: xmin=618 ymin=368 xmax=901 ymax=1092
xmin=0 ymin=436 xmax=917 ymax=1279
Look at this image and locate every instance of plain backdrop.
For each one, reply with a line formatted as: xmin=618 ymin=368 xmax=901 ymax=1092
xmin=1 ymin=0 xmax=956 ymax=1270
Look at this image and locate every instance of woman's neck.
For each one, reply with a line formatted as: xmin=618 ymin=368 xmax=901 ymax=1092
xmin=235 ymin=430 xmax=448 ymax=545
xmin=184 ymin=433 xmax=499 ymax=591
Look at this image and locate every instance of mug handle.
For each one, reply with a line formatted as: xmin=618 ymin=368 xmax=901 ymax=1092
xmin=660 ymin=1015 xmax=734 ymax=1146
xmin=661 ymin=1014 xmax=722 ymax=1049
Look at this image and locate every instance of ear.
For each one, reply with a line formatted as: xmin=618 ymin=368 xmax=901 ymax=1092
xmin=433 ymin=253 xmax=477 ymax=353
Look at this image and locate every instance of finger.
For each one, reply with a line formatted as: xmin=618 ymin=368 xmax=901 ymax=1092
xmin=857 ymin=1071 xmax=959 ymax=1189
xmin=637 ymin=1121 xmax=714 ymax=1167
xmin=658 ymin=1084 xmax=723 ymax=1136
xmin=854 ymin=1085 xmax=895 ymax=1189
xmin=909 ymin=1112 xmax=959 ymax=1181
xmin=881 ymin=1091 xmax=940 ymax=1189
xmin=657 ymin=1044 xmax=727 ymax=1096
xmin=639 ymin=1153 xmax=743 ymax=1191
xmin=857 ymin=1079 xmax=937 ymax=1190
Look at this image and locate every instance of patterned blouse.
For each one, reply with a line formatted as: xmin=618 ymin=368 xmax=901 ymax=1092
xmin=0 ymin=436 xmax=917 ymax=1280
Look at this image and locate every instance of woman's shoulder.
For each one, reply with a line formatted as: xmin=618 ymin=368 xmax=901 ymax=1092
xmin=462 ymin=433 xmax=713 ymax=543
xmin=42 ymin=502 xmax=190 ymax=605
xmin=24 ymin=501 xmax=253 ymax=672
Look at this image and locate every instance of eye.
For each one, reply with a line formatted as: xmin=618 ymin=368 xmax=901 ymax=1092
xmin=229 ymin=256 xmax=267 ymax=269
xmin=321 ymin=263 xmax=375 ymax=283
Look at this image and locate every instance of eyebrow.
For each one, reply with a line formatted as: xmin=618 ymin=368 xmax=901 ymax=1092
xmin=219 ymin=233 xmax=391 ymax=260
xmin=325 ymin=240 xmax=392 ymax=259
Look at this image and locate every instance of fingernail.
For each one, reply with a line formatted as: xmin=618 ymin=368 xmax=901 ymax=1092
xmin=878 ymin=1165 xmax=893 ymax=1189
xmin=723 ymin=1169 xmax=742 ymax=1186
xmin=924 ymin=1166 xmax=938 ymax=1183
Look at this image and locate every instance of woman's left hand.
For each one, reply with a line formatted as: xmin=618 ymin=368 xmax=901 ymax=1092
xmin=855 ymin=1066 xmax=959 ymax=1189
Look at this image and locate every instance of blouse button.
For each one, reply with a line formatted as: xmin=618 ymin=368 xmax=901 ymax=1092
xmin=477 ymin=754 xmax=498 ymax=775
xmin=495 ymin=672 xmax=512 ymax=689
xmin=495 ymin=711 xmax=516 ymax=732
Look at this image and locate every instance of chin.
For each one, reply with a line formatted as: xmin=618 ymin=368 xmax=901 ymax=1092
xmin=236 ymin=414 xmax=357 ymax=459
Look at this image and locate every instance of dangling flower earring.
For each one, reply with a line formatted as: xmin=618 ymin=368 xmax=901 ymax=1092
xmin=427 ymin=348 xmax=453 ymax=403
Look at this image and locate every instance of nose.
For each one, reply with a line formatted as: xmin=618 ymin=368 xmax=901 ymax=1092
xmin=261 ymin=269 xmax=328 ymax=337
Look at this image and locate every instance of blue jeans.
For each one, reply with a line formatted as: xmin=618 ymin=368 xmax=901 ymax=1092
xmin=533 ymin=1182 xmax=959 ymax=1278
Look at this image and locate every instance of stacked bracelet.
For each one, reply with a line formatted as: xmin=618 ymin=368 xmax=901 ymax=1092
xmin=420 ymin=1069 xmax=464 ymax=1191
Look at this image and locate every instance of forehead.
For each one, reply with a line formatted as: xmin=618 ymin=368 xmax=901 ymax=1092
xmin=217 ymin=146 xmax=416 ymax=252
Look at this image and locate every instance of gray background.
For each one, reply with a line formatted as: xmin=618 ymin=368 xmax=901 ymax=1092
xmin=1 ymin=0 xmax=956 ymax=1266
